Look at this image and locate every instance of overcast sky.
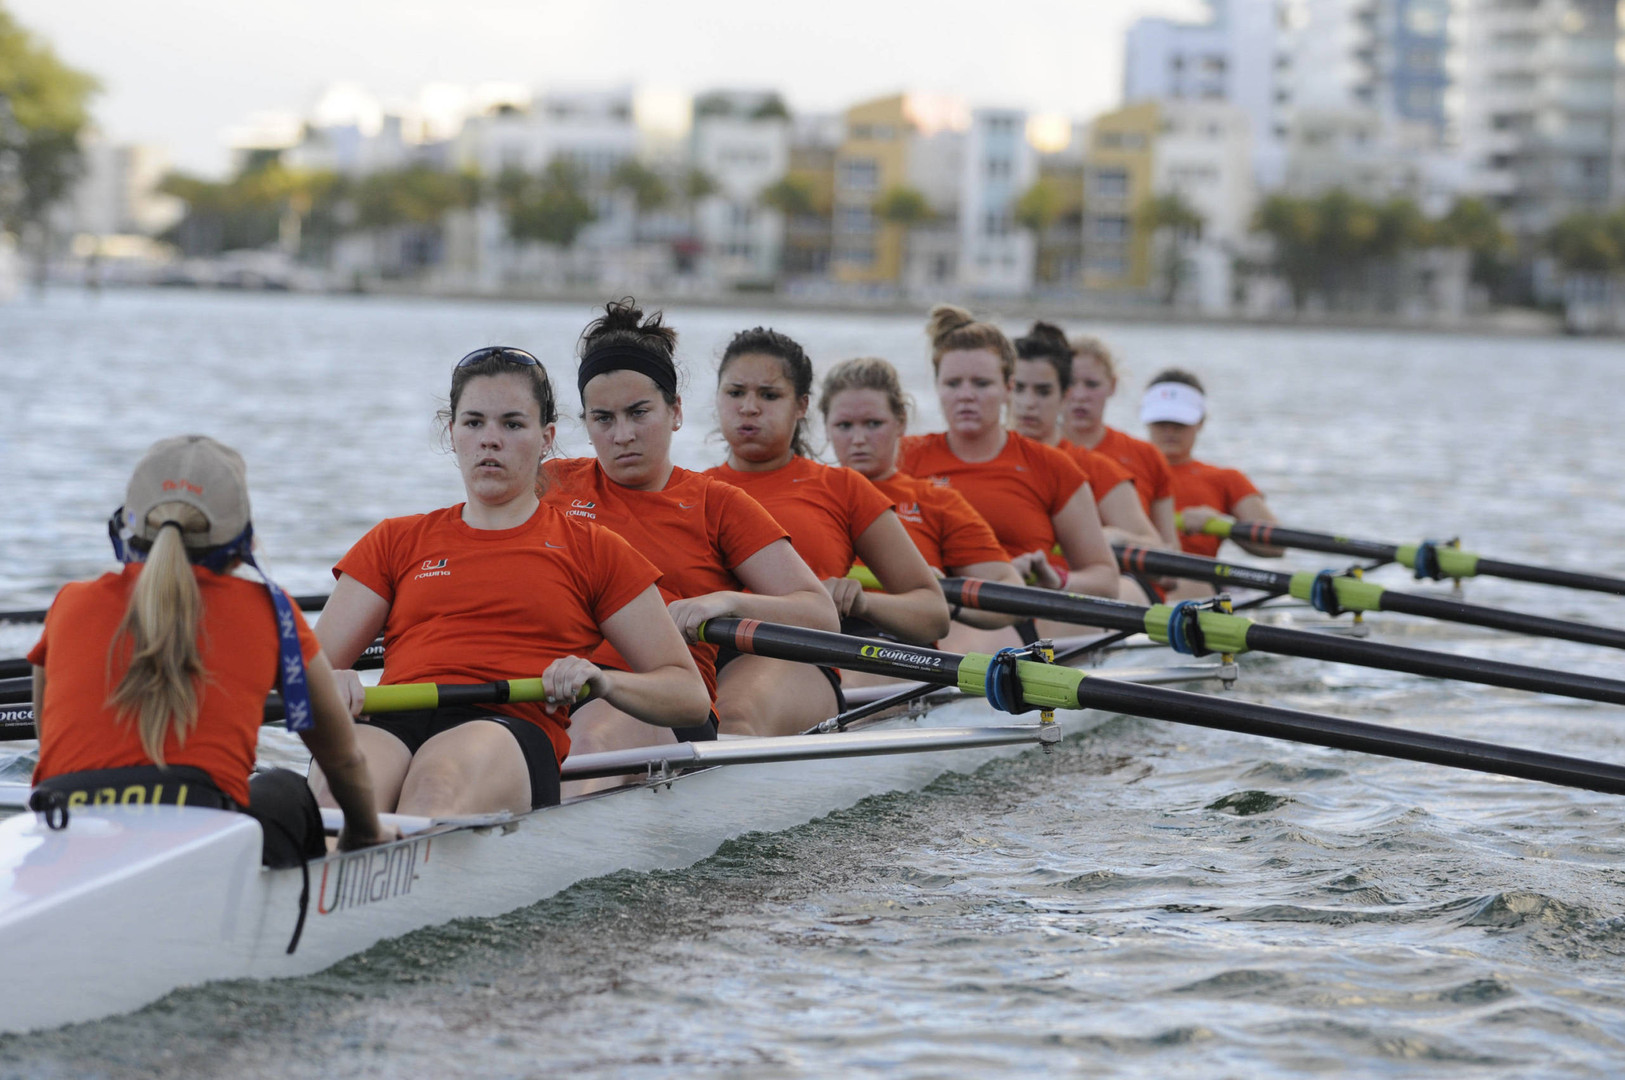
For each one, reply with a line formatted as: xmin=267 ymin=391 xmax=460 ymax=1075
xmin=11 ymin=0 xmax=1205 ymax=177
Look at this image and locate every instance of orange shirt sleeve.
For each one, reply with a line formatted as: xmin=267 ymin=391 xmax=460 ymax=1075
xmin=711 ymin=482 xmax=790 ymax=570
xmin=1217 ymin=468 xmax=1262 ymax=514
xmin=841 ymin=469 xmax=895 ymax=544
xmin=582 ymin=523 xmax=663 ymax=624
xmin=333 ymin=515 xmax=413 ymax=602
xmin=932 ymin=487 xmax=1009 ymax=570
xmin=1037 ymin=443 xmax=1088 ymax=515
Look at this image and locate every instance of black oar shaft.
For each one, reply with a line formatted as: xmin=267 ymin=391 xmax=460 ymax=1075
xmin=0 ymin=592 xmax=331 ymax=626
xmin=700 ymin=617 xmax=1625 ymax=799
xmin=1473 ymin=557 xmax=1625 ymax=597
xmin=1373 ymin=590 xmax=1625 ymax=651
xmin=1229 ymin=522 xmax=1398 ymax=562
xmin=1116 ymin=546 xmax=1625 ymax=652
xmin=1074 ymin=677 xmax=1625 ymax=797
xmin=1241 ymin=623 xmax=1625 ymax=706
xmin=946 ymin=578 xmax=1625 ymax=707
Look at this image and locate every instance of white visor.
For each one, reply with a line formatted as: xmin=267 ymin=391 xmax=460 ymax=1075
xmin=1140 ymin=382 xmax=1205 ymax=425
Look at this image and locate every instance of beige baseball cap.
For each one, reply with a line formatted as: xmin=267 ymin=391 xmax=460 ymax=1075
xmin=123 ymin=435 xmax=252 ymax=548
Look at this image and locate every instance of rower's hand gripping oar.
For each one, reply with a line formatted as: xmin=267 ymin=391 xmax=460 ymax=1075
xmin=941 ymin=578 xmax=1625 ymax=708
xmin=1188 ymin=516 xmax=1625 ymax=598
xmin=696 ymin=617 xmax=1625 ymax=799
xmin=1117 ymin=544 xmax=1625 ymax=653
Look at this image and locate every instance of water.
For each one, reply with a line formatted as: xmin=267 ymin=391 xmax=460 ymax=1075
xmin=4 ymin=289 xmax=1625 ymax=1076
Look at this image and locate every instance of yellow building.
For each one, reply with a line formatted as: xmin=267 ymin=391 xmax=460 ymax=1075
xmin=1082 ymin=101 xmax=1159 ymax=291
xmin=832 ymin=95 xmax=912 ymax=284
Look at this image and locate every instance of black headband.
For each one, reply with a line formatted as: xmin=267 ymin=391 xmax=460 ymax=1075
xmin=578 ymin=343 xmax=678 ymax=401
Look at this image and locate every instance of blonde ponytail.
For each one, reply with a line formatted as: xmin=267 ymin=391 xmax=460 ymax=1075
xmin=107 ymin=502 xmax=208 ymax=765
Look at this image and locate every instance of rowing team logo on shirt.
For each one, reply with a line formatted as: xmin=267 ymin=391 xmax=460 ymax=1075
xmin=414 ymin=557 xmax=451 ymax=581
xmin=894 ymin=501 xmax=923 ymax=524
xmin=566 ymin=499 xmax=597 ymax=520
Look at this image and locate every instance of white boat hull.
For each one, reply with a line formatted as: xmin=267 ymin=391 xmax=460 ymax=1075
xmin=0 ymin=654 xmax=1224 ymax=1034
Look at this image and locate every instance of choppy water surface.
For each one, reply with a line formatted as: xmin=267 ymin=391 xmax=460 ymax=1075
xmin=4 ymin=290 xmax=1625 ymax=1077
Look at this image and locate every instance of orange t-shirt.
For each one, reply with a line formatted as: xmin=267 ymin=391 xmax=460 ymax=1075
xmin=541 ymin=458 xmax=788 ymax=697
xmin=28 ymin=565 xmax=322 ymax=806
xmin=899 ymin=432 xmax=1087 ymax=561
xmin=1066 ymin=427 xmax=1174 ymax=515
xmin=1169 ymin=460 xmax=1262 ymax=557
xmin=334 ymin=502 xmax=660 ymax=763
xmin=871 ymin=472 xmax=1008 ymax=574
xmin=1057 ymin=441 xmax=1136 ymax=505
xmin=703 ymin=456 xmax=892 ymax=580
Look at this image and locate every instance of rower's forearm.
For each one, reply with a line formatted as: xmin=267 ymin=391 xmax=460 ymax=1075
xmin=319 ymin=748 xmax=384 ymax=834
xmin=953 ymin=607 xmax=1024 ymax=630
xmin=727 ymin=589 xmax=840 ymax=633
xmin=602 ymin=665 xmax=712 ymax=727
xmin=859 ymin=587 xmax=952 ymax=644
xmin=1063 ymin=565 xmax=1121 ymax=599
xmin=1235 ymin=539 xmax=1286 ymax=558
xmin=1102 ymin=524 xmax=1165 ymax=550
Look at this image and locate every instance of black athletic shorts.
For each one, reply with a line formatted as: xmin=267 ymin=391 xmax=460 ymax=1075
xmin=713 ymin=645 xmax=847 ymax=714
xmin=358 ymin=705 xmax=562 ymax=808
xmin=34 ymin=764 xmax=325 ymax=868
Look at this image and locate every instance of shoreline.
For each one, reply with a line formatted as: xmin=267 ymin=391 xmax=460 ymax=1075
xmin=23 ymin=280 xmax=1571 ymax=338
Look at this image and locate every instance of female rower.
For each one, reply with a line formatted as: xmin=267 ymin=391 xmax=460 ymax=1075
xmin=29 ymin=435 xmax=389 ymax=864
xmin=820 ymin=356 xmax=1061 ymax=654
xmin=1141 ymin=368 xmax=1283 ymax=564
xmin=312 ymin=347 xmax=710 ymax=816
xmin=704 ymin=327 xmax=949 ymax=735
xmin=1057 ymin=335 xmax=1181 ymax=548
xmin=898 ymin=305 xmax=1132 ymax=611
xmin=541 ymin=300 xmax=838 ymax=775
xmin=1009 ymin=321 xmax=1165 ymax=550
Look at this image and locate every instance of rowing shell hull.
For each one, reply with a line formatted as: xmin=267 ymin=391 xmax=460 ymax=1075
xmin=0 ymin=651 xmax=1222 ymax=1034
xmin=0 ymin=693 xmax=1086 ymax=1033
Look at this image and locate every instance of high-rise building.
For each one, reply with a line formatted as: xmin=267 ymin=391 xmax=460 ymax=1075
xmin=1124 ymin=0 xmax=1290 ymax=186
xmin=1456 ymin=0 xmax=1622 ymax=236
xmin=689 ymin=90 xmax=791 ymax=286
xmin=957 ymin=109 xmax=1036 ymax=296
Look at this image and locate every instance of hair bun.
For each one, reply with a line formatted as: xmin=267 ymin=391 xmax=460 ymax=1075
xmin=926 ymin=303 xmax=977 ymax=345
xmin=581 ymin=296 xmax=677 ymax=355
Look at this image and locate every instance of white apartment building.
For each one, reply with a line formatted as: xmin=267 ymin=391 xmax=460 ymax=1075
xmin=956 ymin=109 xmax=1036 ymax=296
xmin=1124 ymin=0 xmax=1290 ymax=187
xmin=1455 ymin=0 xmax=1621 ymax=235
xmin=58 ymin=138 xmax=183 ymax=238
xmin=689 ymin=90 xmax=790 ymax=286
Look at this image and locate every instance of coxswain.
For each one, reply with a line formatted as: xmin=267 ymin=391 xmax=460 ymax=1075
xmin=1057 ymin=335 xmax=1181 ymax=548
xmin=1140 ymin=368 xmax=1283 ymax=600
xmin=897 ymin=305 xmax=1135 ymax=622
xmin=820 ymin=355 xmax=1062 ymax=656
xmin=1010 ymin=321 xmax=1166 ymax=551
xmin=704 ymin=327 xmax=949 ymax=736
xmin=312 ymin=346 xmax=710 ymax=815
xmin=28 ymin=435 xmax=390 ymax=863
xmin=542 ymin=300 xmax=838 ymax=787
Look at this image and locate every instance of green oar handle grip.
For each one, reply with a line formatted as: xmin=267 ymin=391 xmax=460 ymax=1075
xmin=363 ymin=678 xmax=587 ymax=714
xmin=1396 ymin=543 xmax=1481 ymax=579
xmin=846 ymin=565 xmax=883 ymax=590
xmin=1174 ymin=512 xmax=1234 ymax=539
xmin=1140 ymin=604 xmax=1253 ymax=655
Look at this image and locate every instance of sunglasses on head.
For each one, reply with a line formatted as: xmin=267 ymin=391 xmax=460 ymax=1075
xmin=455 ymin=346 xmax=541 ymax=370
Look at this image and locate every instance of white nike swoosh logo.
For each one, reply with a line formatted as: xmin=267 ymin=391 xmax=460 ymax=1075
xmin=791 ymin=477 xmax=813 ymax=482
xmin=545 ymin=541 xmax=564 ymax=549
xmin=679 ymin=502 xmax=697 ymax=509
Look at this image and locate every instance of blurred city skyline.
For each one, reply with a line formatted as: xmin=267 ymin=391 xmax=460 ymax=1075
xmin=10 ymin=0 xmax=1204 ymax=176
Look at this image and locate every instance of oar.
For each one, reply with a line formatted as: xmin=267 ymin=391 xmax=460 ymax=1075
xmin=697 ymin=618 xmax=1625 ymax=798
xmin=0 ymin=636 xmax=387 ymax=682
xmin=0 ymin=592 xmax=332 ymax=625
xmin=0 ymin=677 xmax=591 ymax=742
xmin=940 ymin=578 xmax=1625 ymax=706
xmin=1191 ymin=517 xmax=1625 ymax=597
xmin=1117 ymin=545 xmax=1625 ymax=652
